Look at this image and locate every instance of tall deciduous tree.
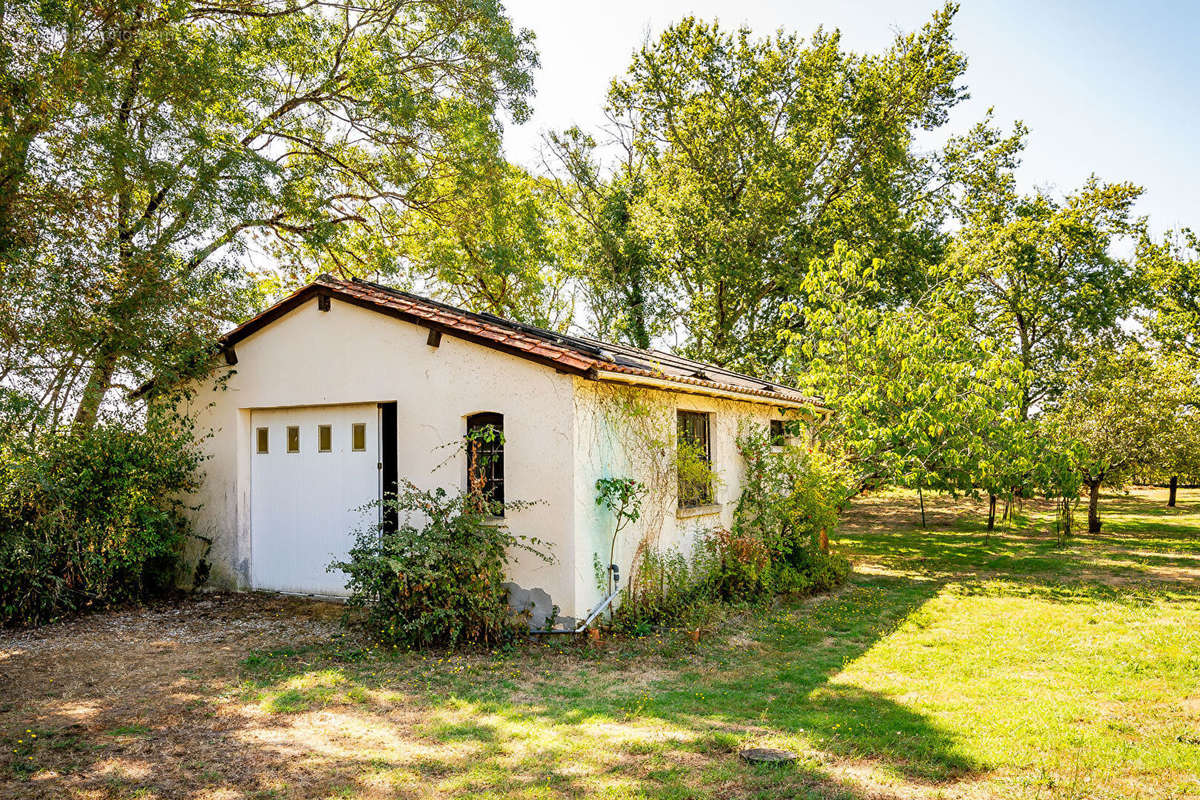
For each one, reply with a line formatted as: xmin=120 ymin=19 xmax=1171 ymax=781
xmin=575 ymin=4 xmax=1023 ymax=372
xmin=1 ymin=0 xmax=536 ymax=429
xmin=543 ymin=127 xmax=667 ymax=349
xmin=1139 ymin=228 xmax=1200 ymax=362
xmin=376 ymin=162 xmax=576 ymax=330
xmin=942 ymin=178 xmax=1144 ymax=419
xmin=1135 ymin=230 xmax=1200 ymax=506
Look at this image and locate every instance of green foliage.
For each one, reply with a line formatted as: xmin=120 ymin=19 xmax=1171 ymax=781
xmin=2 ymin=0 xmax=537 ymax=428
xmin=608 ymin=426 xmax=851 ymax=633
xmin=1138 ymin=228 xmax=1200 ymax=361
xmin=595 ymin=477 xmax=646 ymax=527
xmin=699 ymin=526 xmax=774 ymax=599
xmin=1047 ymin=346 xmax=1186 ymax=489
xmin=943 ymin=177 xmax=1144 ymax=417
xmin=787 ymin=244 xmax=1027 ymax=499
xmin=609 ymin=546 xmax=718 ymax=635
xmin=0 ymin=405 xmax=201 ymax=626
xmin=674 ymin=439 xmax=717 ymax=508
xmin=331 ymin=480 xmax=551 ymax=649
xmin=736 ymin=430 xmax=846 ymax=544
xmin=379 ymin=162 xmax=577 ymax=329
xmin=544 ymin=128 xmax=669 ymax=349
xmin=595 ymin=476 xmax=647 ymax=594
xmin=569 ymin=4 xmax=1021 ymax=372
xmin=1045 ymin=345 xmax=1190 ymax=532
xmin=721 ymin=429 xmax=851 ymax=597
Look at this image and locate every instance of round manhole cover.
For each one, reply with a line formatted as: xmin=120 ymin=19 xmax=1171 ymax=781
xmin=739 ymin=747 xmax=797 ymax=764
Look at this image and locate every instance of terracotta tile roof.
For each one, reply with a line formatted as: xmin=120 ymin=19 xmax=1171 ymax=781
xmin=220 ymin=275 xmax=826 ymax=410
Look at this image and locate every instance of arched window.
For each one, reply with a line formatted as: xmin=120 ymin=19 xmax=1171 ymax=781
xmin=466 ymin=412 xmax=504 ymax=513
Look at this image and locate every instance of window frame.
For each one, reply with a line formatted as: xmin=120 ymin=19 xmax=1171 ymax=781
xmin=465 ymin=412 xmax=505 ymax=515
xmin=351 ymin=422 xmax=367 ymax=452
xmin=676 ymin=410 xmax=713 ymax=508
xmin=769 ymin=419 xmax=786 ymax=447
xmin=286 ymin=425 xmax=300 ymax=454
xmin=317 ymin=424 xmax=332 ymax=453
xmin=255 ymin=427 xmax=269 ymax=454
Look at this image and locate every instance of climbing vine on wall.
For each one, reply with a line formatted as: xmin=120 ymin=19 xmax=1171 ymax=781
xmin=578 ymin=384 xmax=723 ymax=602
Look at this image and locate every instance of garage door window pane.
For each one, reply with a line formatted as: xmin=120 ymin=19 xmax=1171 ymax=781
xmin=256 ymin=427 xmax=269 ymax=454
xmin=318 ymin=425 xmax=332 ymax=452
xmin=352 ymin=423 xmax=366 ymax=452
xmin=287 ymin=426 xmax=300 ymax=453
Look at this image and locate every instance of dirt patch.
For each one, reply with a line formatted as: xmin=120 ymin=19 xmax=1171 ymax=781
xmin=0 ymin=593 xmax=352 ymax=799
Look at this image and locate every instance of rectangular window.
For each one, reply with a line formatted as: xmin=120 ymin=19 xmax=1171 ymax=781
xmin=351 ymin=423 xmax=367 ymax=452
xmin=769 ymin=419 xmax=785 ymax=447
xmin=318 ymin=424 xmax=332 ymax=453
xmin=466 ymin=412 xmax=504 ymax=515
xmin=286 ymin=425 xmax=300 ymax=453
xmin=256 ymin=427 xmax=269 ymax=454
xmin=677 ymin=410 xmax=712 ymax=507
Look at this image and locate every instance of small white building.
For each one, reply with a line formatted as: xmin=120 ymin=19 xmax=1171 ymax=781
xmin=182 ymin=275 xmax=827 ymax=626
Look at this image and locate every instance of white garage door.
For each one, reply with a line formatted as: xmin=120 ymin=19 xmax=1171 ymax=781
xmin=250 ymin=404 xmax=380 ymax=595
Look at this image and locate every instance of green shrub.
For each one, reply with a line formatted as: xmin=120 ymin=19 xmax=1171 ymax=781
xmin=728 ymin=427 xmax=852 ymax=597
xmin=331 ymin=480 xmax=552 ymax=648
xmin=700 ymin=526 xmax=775 ymax=600
xmin=0 ymin=405 xmax=201 ymax=627
xmin=610 ymin=545 xmax=718 ymax=634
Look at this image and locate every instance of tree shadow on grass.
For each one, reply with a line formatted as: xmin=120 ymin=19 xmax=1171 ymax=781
xmin=641 ymin=576 xmax=977 ymax=783
xmin=8 ymin=488 xmax=1195 ymax=798
xmin=0 ymin=575 xmax=973 ymax=800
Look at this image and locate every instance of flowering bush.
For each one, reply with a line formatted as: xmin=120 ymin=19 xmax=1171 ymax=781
xmin=701 ymin=526 xmax=773 ymax=598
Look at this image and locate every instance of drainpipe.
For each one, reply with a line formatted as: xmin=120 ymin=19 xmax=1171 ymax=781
xmin=530 ymin=565 xmax=620 ymax=635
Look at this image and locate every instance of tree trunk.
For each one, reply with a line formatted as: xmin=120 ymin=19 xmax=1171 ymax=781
xmin=918 ymin=485 xmax=926 ymax=528
xmin=1087 ymin=480 xmax=1102 ymax=534
xmin=1168 ymin=475 xmax=1178 ymax=508
xmin=986 ymin=494 xmax=996 ymax=536
xmin=72 ymin=347 xmax=119 ymax=430
xmin=1057 ymin=497 xmax=1071 ymax=544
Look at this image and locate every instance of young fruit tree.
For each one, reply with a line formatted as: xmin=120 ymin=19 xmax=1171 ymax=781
xmin=1046 ymin=346 xmax=1189 ymax=533
xmin=785 ymin=244 xmax=1027 ymax=522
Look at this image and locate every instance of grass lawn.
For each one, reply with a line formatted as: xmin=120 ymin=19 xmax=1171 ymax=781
xmin=2 ymin=487 xmax=1198 ymax=799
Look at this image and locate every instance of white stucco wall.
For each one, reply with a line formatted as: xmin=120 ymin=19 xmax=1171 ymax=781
xmin=182 ymin=292 xmax=822 ymax=624
xmin=182 ymin=296 xmax=577 ymax=614
xmin=570 ymin=379 xmax=817 ymax=619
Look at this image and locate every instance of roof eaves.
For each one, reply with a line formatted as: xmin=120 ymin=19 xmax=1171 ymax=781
xmin=216 ymin=276 xmax=827 ymax=411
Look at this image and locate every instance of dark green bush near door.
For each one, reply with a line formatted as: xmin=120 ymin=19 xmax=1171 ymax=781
xmin=331 ymin=479 xmax=552 ymax=649
xmin=0 ymin=402 xmax=202 ymax=627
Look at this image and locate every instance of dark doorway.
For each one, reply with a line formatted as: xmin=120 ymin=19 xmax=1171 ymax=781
xmin=379 ymin=401 xmax=398 ymax=534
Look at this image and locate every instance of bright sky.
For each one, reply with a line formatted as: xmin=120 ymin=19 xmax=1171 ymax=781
xmin=501 ymin=0 xmax=1199 ymax=235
